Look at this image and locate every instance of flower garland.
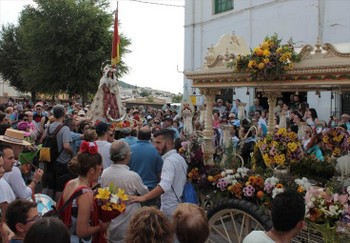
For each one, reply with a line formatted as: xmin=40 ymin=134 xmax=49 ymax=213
xmin=228 ymin=33 xmax=301 ymax=80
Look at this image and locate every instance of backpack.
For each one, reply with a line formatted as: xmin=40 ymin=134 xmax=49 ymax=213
xmin=172 ymin=165 xmax=199 ymax=205
xmin=181 ymin=181 xmax=199 ymax=204
xmin=39 ymin=124 xmax=64 ymax=163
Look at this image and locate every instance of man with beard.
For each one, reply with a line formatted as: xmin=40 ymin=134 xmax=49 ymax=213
xmin=130 ymin=129 xmax=187 ymax=218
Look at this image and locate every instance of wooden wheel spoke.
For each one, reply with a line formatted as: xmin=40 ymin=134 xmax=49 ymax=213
xmin=208 ymin=206 xmax=269 ymax=243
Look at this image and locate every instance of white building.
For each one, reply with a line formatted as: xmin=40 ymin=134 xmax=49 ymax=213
xmin=184 ymin=0 xmax=350 ymax=121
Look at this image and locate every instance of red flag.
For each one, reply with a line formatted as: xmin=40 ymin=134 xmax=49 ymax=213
xmin=111 ymin=8 xmax=120 ymax=66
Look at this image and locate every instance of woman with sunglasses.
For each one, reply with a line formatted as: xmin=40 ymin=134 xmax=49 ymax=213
xmin=57 ymin=141 xmax=110 ymax=243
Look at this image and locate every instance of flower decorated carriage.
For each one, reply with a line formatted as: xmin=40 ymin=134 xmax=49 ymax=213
xmin=184 ymin=33 xmax=350 ymax=242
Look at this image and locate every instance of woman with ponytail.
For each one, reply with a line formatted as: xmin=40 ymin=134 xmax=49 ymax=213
xmin=57 ymin=141 xmax=110 ymax=243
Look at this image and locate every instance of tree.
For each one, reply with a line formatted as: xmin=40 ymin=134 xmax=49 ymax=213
xmin=172 ymin=94 xmax=183 ymax=103
xmin=0 ymin=25 xmax=26 ymax=91
xmin=140 ymin=90 xmax=150 ymax=97
xmin=0 ymin=0 xmax=131 ymax=101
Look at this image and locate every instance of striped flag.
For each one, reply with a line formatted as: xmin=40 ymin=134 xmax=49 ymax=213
xmin=111 ymin=7 xmax=120 ymax=66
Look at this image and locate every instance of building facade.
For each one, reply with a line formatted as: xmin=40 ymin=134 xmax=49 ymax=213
xmin=184 ymin=0 xmax=350 ymax=120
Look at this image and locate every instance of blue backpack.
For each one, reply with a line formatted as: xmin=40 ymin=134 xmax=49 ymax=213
xmin=182 ymin=181 xmax=199 ymax=204
xmin=172 ymin=165 xmax=199 ymax=205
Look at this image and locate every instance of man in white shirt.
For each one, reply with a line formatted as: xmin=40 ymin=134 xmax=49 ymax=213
xmin=130 ymin=129 xmax=187 ymax=217
xmin=243 ymin=191 xmax=305 ymax=243
xmin=95 ymin=122 xmax=113 ymax=169
xmin=1 ymin=144 xmax=43 ymax=200
xmin=101 ymin=140 xmax=148 ymax=243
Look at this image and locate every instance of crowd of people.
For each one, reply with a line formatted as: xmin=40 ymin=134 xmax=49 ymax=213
xmin=0 ymin=98 xmax=210 ymax=243
xmin=0 ymin=92 xmax=348 ymax=242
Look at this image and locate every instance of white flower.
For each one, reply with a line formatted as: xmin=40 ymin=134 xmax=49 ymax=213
xmin=110 ymin=194 xmax=119 ymax=204
xmin=265 ymin=176 xmax=279 ymax=186
xmin=231 ymin=179 xmax=238 ymax=185
xmin=272 ymin=187 xmax=284 ymax=198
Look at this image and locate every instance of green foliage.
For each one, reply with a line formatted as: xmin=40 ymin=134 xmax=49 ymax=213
xmin=0 ymin=25 xmax=26 ymax=91
xmin=171 ymin=94 xmax=183 ymax=103
xmin=0 ymin=0 xmax=131 ymax=99
xmin=290 ymin=155 xmax=336 ymax=185
xmin=145 ymin=96 xmax=154 ymax=102
xmin=139 ymin=90 xmax=150 ymax=97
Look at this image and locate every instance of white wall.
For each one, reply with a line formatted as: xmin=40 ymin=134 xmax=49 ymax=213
xmin=184 ymin=0 xmax=350 ymax=121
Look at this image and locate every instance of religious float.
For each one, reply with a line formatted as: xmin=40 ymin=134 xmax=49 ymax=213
xmin=184 ymin=33 xmax=350 ymax=242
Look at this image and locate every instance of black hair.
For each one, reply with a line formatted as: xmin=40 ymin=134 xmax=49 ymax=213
xmin=271 ymin=191 xmax=305 ymax=232
xmin=24 ymin=217 xmax=70 ymax=243
xmin=0 ymin=144 xmax=13 ymax=153
xmin=153 ymin=129 xmax=175 ymax=141
xmin=6 ymin=199 xmax=37 ymax=233
xmin=52 ymin=105 xmax=65 ymax=119
xmin=138 ymin=129 xmax=151 ymax=141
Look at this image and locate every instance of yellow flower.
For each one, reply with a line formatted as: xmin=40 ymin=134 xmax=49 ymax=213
xmin=260 ymin=41 xmax=270 ymax=50
xmin=333 ymin=147 xmax=341 ymax=156
xmin=263 ymin=49 xmax=270 ymax=56
xmin=275 ymin=183 xmax=284 ymax=189
xmin=113 ymin=202 xmax=126 ymax=212
xmin=95 ymin=188 xmax=111 ymax=200
xmin=117 ymin=188 xmax=129 ymax=201
xmin=263 ymin=58 xmax=270 ymax=64
xmin=255 ymin=48 xmax=264 ymax=57
xmin=277 ymin=128 xmax=287 ymax=135
xmin=297 ymin=186 xmax=305 ymax=193
xmin=248 ymin=60 xmax=255 ymax=69
xmin=287 ymin=142 xmax=297 ymax=152
xmin=276 ymin=47 xmax=282 ymax=53
xmin=258 ymin=62 xmax=265 ymax=70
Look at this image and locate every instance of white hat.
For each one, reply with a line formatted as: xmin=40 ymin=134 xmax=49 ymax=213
xmin=0 ymin=128 xmax=31 ymax=146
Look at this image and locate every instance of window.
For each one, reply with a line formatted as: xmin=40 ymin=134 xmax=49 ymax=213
xmin=214 ymin=0 xmax=233 ymax=14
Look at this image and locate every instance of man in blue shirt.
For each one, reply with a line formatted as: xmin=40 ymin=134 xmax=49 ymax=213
xmin=128 ymin=126 xmax=163 ymax=205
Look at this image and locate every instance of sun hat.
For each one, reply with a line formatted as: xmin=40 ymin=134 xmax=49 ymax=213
xmin=0 ymin=128 xmax=31 ymax=146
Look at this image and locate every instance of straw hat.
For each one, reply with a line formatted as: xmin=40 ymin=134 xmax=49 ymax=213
xmin=0 ymin=128 xmax=31 ymax=146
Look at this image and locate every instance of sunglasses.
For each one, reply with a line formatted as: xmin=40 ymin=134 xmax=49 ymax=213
xmin=25 ymin=213 xmax=42 ymax=224
xmin=154 ymin=122 xmax=160 ymax=124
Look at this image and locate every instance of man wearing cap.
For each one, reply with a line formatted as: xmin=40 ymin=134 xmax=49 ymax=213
xmin=95 ymin=122 xmax=113 ymax=169
xmin=40 ymin=104 xmax=73 ymax=202
xmin=129 ymin=126 xmax=163 ymax=205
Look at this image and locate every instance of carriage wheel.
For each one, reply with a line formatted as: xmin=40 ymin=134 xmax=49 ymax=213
xmin=207 ymin=198 xmax=272 ymax=243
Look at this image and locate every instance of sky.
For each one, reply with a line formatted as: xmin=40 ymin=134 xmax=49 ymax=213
xmin=0 ymin=0 xmax=185 ymax=94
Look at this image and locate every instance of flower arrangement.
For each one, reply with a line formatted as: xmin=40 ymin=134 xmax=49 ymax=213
xmin=256 ymin=128 xmax=303 ymax=168
xmin=193 ymin=166 xmax=309 ymax=207
xmin=178 ymin=132 xmax=203 ymax=164
xmin=305 ymin=186 xmax=347 ymax=225
xmin=95 ymin=183 xmax=128 ymax=222
xmin=228 ymin=33 xmax=301 ymax=80
xmin=321 ymin=127 xmax=350 ymax=157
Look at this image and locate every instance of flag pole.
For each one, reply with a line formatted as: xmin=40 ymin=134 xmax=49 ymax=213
xmin=111 ymin=1 xmax=120 ymax=68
